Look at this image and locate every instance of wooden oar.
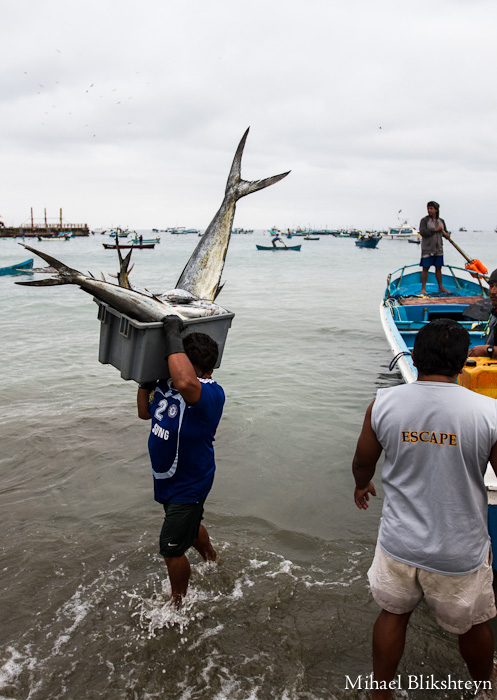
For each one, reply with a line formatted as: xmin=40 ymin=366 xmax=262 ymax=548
xmin=445 ymin=233 xmax=489 ymax=283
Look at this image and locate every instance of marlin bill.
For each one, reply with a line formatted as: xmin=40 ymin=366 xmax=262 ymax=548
xmin=17 ymin=128 xmax=290 ymax=321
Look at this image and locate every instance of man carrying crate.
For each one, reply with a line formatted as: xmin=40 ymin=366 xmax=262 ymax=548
xmin=137 ymin=316 xmax=225 ymax=607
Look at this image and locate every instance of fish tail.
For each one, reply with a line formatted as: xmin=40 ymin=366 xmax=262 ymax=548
xmin=226 ymin=127 xmax=290 ymax=199
xmin=16 ymin=243 xmax=83 ymax=284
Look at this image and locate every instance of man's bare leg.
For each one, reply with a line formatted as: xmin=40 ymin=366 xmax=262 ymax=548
xmin=420 ymin=267 xmax=429 ymax=294
xmin=435 ymin=267 xmax=449 ymax=293
xmin=372 ymin=609 xmax=412 ymax=699
xmin=164 ymin=554 xmax=191 ymax=607
xmin=194 ymin=524 xmax=217 ymax=562
xmin=459 ymin=621 xmax=494 ymax=683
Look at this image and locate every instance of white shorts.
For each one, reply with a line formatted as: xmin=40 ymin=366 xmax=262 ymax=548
xmin=368 ymin=542 xmax=496 ymax=634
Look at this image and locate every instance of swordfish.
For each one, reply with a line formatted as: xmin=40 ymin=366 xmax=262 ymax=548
xmin=16 ymin=128 xmax=289 ymax=318
xmin=176 ymin=127 xmax=290 ymax=300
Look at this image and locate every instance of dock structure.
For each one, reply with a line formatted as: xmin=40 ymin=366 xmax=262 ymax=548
xmin=0 ymin=208 xmax=90 ymax=237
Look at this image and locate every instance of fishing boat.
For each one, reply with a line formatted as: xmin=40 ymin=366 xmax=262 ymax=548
xmin=382 ymin=221 xmax=419 ymax=240
xmin=355 ymin=234 xmax=380 ymax=248
xmin=103 ymin=242 xmax=156 ymax=250
xmin=131 ymin=236 xmax=160 ymax=245
xmin=380 ymin=263 xmax=489 ymax=382
xmin=256 ymin=244 xmax=301 ymax=251
xmin=109 ymin=229 xmax=130 ymax=239
xmin=37 ymin=232 xmax=72 ymax=241
xmin=0 ymin=258 xmax=34 ymax=276
xmin=303 ymin=235 xmax=320 ymax=241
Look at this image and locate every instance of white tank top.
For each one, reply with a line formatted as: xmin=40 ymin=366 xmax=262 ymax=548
xmin=372 ymin=381 xmax=497 ymax=575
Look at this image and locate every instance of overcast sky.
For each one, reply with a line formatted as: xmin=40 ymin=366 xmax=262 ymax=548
xmin=2 ymin=0 xmax=497 ymax=231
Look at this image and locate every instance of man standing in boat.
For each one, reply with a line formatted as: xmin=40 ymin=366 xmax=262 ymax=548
xmin=419 ymin=200 xmax=451 ymax=294
xmin=352 ymin=319 xmax=497 ymax=699
xmin=137 ymin=317 xmax=225 ymax=607
xmin=469 ymin=268 xmax=497 ymax=358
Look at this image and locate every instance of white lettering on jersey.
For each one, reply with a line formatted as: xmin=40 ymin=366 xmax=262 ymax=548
xmin=154 ymin=399 xmax=168 ymax=421
xmin=152 ymin=423 xmax=170 ymax=440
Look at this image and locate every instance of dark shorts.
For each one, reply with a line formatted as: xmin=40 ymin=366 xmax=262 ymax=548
xmin=159 ymin=500 xmax=205 ymax=557
xmin=420 ymin=255 xmax=444 ymax=268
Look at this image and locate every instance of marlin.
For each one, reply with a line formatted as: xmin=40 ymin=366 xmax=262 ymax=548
xmin=176 ymin=127 xmax=290 ymax=300
xmin=16 ymin=128 xmax=290 ymax=318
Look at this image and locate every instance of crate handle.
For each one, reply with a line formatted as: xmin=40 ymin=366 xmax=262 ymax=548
xmin=119 ymin=316 xmax=131 ymax=338
xmin=98 ymin=305 xmax=108 ymax=323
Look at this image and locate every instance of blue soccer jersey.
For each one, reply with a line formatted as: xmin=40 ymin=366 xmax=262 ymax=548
xmin=147 ymin=377 xmax=225 ymax=504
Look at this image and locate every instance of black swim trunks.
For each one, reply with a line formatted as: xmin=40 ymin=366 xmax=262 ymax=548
xmin=159 ymin=501 xmax=205 ymax=557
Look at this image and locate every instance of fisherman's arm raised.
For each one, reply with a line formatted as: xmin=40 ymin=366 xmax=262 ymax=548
xmin=163 ymin=315 xmax=203 ymax=406
xmin=352 ymin=401 xmax=382 ymax=510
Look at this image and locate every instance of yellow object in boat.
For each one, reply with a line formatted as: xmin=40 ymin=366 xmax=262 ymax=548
xmin=458 ymin=357 xmax=497 ymax=399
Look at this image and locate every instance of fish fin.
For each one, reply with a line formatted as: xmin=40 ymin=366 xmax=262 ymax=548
xmin=226 ymin=127 xmax=290 ymax=199
xmin=214 ymin=282 xmax=225 ymax=300
xmin=15 ymin=277 xmax=72 ymax=286
xmin=237 ymin=171 xmax=291 ymax=198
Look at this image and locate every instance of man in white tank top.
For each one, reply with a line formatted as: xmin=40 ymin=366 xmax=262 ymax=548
xmin=352 ymin=319 xmax=497 ymax=699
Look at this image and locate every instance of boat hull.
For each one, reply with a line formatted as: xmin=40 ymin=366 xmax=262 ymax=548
xmin=0 ymin=258 xmax=34 ymax=276
xmin=103 ymin=243 xmax=155 ymax=249
xmin=355 ymin=238 xmax=379 ymax=248
xmin=256 ymin=244 xmax=301 ymax=251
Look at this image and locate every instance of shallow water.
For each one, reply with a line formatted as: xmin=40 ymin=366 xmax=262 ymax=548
xmin=1 ymin=230 xmax=497 ymax=699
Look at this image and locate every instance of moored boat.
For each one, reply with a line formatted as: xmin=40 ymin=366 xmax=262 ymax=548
xmin=382 ymin=220 xmax=419 ymax=240
xmin=131 ymin=236 xmax=160 ymax=245
xmin=0 ymin=258 xmax=34 ymax=276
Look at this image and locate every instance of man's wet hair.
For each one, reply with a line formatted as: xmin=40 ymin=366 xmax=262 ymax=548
xmin=412 ymin=319 xmax=469 ymax=377
xmin=183 ymin=332 xmax=219 ymax=374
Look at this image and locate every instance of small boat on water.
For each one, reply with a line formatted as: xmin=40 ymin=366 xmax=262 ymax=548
xmin=103 ymin=242 xmax=156 ymax=250
xmin=380 ymin=263 xmax=489 ymax=383
xmin=355 ymin=234 xmax=380 ymax=248
xmin=0 ymin=258 xmax=34 ymax=276
xmin=256 ymin=244 xmax=301 ymax=251
xmin=131 ymin=236 xmax=160 ymax=245
xmin=303 ymin=235 xmax=320 ymax=241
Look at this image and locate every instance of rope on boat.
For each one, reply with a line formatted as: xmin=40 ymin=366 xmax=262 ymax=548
xmin=389 ymin=351 xmax=411 ymax=372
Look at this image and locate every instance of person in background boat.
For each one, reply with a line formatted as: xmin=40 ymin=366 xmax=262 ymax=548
xmin=419 ymin=201 xmax=451 ymax=294
xmin=352 ymin=319 xmax=497 ymax=700
xmin=139 ymin=234 xmax=143 ymax=245
xmin=469 ymin=268 xmax=497 ymax=358
xmin=137 ymin=318 xmax=225 ymax=607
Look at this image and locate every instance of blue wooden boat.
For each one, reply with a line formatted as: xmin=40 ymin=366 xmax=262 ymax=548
xmin=256 ymin=244 xmax=301 ymax=251
xmin=0 ymin=258 xmax=34 ymax=276
xmin=132 ymin=236 xmax=160 ymax=245
xmin=380 ymin=263 xmax=489 ymax=383
xmin=355 ymin=235 xmax=380 ymax=248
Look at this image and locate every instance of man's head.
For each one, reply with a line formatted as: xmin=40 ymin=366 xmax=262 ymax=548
xmin=183 ymin=332 xmax=219 ymax=377
xmin=427 ymin=200 xmax=440 ymax=218
xmin=412 ymin=319 xmax=469 ymax=378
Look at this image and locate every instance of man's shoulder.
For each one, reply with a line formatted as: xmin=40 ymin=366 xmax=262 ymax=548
xmin=199 ymin=378 xmax=225 ymax=402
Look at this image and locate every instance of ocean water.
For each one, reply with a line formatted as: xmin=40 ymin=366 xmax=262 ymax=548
xmin=1 ymin=229 xmax=497 ymax=700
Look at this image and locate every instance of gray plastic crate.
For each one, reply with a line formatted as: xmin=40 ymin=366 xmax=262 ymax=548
xmin=95 ymin=300 xmax=235 ymax=382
